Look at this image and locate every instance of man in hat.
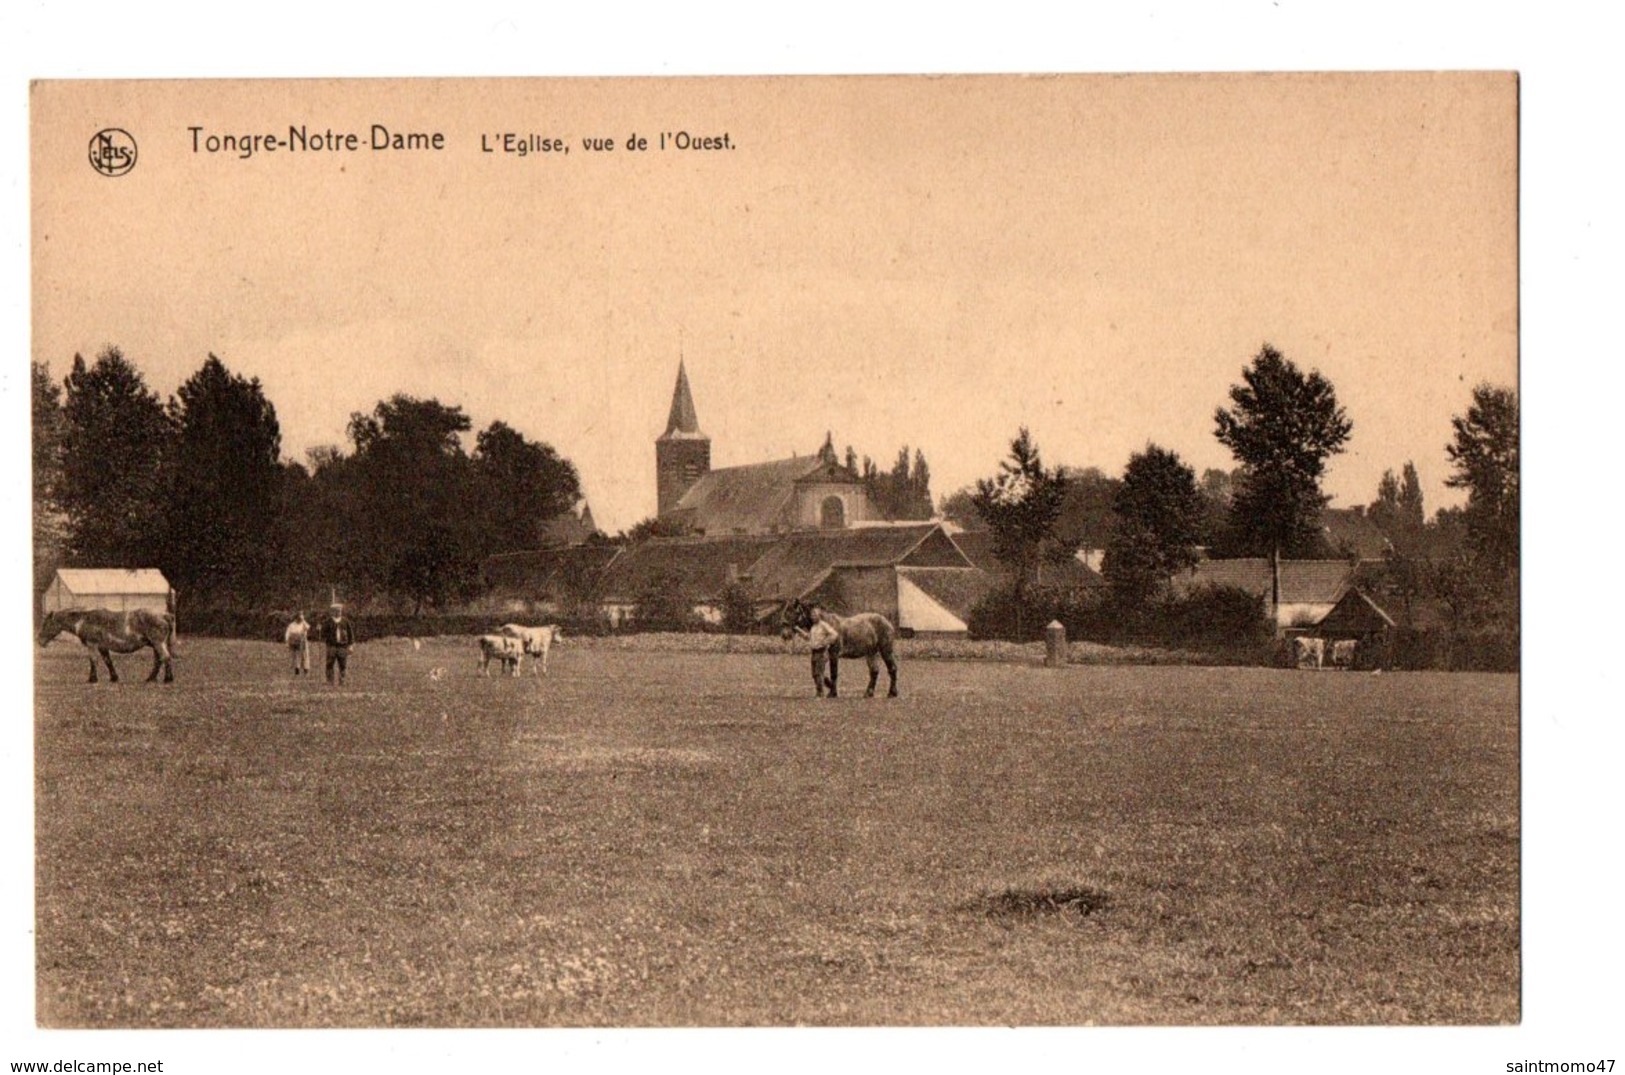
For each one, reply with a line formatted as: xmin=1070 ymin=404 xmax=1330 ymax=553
xmin=319 ymin=602 xmax=357 ymax=685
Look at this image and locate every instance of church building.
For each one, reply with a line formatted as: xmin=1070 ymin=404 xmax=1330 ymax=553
xmin=655 ymin=360 xmax=873 ymax=535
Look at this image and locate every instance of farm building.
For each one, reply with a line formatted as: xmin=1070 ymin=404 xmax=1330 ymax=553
xmin=1314 ymin=587 xmax=1397 ymax=642
xmin=1171 ymin=558 xmax=1368 ymax=634
xmin=593 ymin=533 xmax=782 ymax=627
xmin=1169 ymin=558 xmax=1403 ymax=645
xmin=746 ymin=523 xmax=984 ymax=636
xmin=41 ymin=568 xmax=173 ymax=617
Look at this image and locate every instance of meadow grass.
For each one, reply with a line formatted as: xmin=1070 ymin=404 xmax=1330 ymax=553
xmin=34 ymin=637 xmax=1518 ymax=1026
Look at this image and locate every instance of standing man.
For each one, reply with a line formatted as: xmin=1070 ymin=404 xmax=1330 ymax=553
xmin=319 ymin=602 xmax=356 ymax=685
xmin=284 ymin=611 xmax=311 ymax=675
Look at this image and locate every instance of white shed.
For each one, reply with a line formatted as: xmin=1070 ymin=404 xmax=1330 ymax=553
xmin=42 ymin=568 xmax=173 ymax=617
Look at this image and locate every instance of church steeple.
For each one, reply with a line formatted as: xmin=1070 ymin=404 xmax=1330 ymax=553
xmin=655 ymin=359 xmax=712 ymax=516
xmin=661 ymin=358 xmax=704 ymax=440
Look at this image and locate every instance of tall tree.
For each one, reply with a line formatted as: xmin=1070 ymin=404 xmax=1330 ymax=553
xmin=164 ymin=355 xmax=284 ymax=606
xmin=58 ymin=347 xmax=173 ymax=567
xmin=1446 ymin=383 xmax=1519 ymax=579
xmin=473 ymin=420 xmax=583 ymax=551
xmin=1444 ymin=383 xmax=1519 ymax=629
xmin=1102 ymin=445 xmax=1206 ymax=607
xmin=1367 ymin=461 xmax=1427 ymax=557
xmin=347 ymin=394 xmax=483 ymax=613
xmin=1214 ymin=344 xmax=1353 ymax=559
xmin=32 ymin=362 xmax=69 ymax=597
xmin=1052 ymin=466 xmax=1121 ymax=556
xmin=970 ymin=427 xmax=1070 ymax=637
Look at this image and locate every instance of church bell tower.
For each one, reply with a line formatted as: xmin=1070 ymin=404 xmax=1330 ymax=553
xmin=655 ymin=359 xmax=711 ymax=517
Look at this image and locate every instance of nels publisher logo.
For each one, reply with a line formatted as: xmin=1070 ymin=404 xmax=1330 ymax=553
xmin=88 ymin=128 xmax=137 ymax=177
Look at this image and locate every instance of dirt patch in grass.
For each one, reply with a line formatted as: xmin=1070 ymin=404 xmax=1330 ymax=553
xmin=971 ymin=885 xmax=1111 ymax=920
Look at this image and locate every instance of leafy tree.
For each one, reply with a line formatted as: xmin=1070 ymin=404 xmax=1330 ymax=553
xmin=164 ymin=355 xmax=284 ymax=606
xmin=32 ymin=362 xmax=70 ymax=597
xmin=1446 ymin=384 xmax=1519 ymax=579
xmin=1195 ymin=466 xmax=1242 ymax=550
xmin=720 ymin=581 xmax=757 ymax=634
xmin=939 ymin=486 xmax=982 ymax=529
xmin=970 ymin=427 xmax=1070 ymax=637
xmin=620 ymin=514 xmax=695 ymax=545
xmin=846 ymin=442 xmax=934 ymax=520
xmin=1053 ymin=466 xmax=1121 ymax=556
xmin=473 ymin=420 xmax=582 ymax=551
xmin=1368 ymin=461 xmax=1426 ymax=556
xmin=58 ymin=347 xmax=174 ymax=567
xmin=346 ymin=394 xmax=483 ymax=613
xmin=633 ymin=569 xmax=694 ymax=631
xmin=1214 ymin=344 xmax=1352 ymax=559
xmin=1103 ymin=445 xmax=1206 ymax=607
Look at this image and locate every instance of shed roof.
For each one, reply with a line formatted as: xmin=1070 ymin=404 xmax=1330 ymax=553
xmin=52 ymin=568 xmax=171 ymax=596
xmin=896 ymin=566 xmax=996 ymax=622
xmin=1315 ymin=588 xmax=1397 ymax=634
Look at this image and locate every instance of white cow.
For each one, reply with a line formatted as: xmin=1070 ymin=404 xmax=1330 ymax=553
xmin=499 ymin=623 xmax=562 ymax=676
xmin=477 ymin=634 xmax=525 ymax=677
xmin=1291 ymin=636 xmax=1326 ymax=670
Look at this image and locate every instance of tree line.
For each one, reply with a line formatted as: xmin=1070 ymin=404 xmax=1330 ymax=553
xmin=33 ymin=347 xmax=583 ymax=614
xmin=946 ymin=343 xmax=1519 ymax=644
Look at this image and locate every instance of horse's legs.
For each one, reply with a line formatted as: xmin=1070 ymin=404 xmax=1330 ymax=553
xmin=100 ymin=648 xmax=119 ymax=683
xmin=147 ymin=641 xmax=174 ymax=683
xmin=884 ymin=646 xmax=899 ymax=698
xmin=864 ymin=653 xmax=880 ymax=698
xmin=83 ymin=645 xmax=98 ymax=684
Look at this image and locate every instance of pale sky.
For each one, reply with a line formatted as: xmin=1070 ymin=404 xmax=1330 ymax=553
xmin=32 ymin=74 xmax=1516 ymax=534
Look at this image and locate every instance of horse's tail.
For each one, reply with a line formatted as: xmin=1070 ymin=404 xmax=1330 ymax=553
xmin=163 ymin=611 xmax=179 ymax=654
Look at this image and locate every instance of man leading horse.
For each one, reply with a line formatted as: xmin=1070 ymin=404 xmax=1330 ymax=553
xmin=782 ymin=597 xmax=899 ymax=699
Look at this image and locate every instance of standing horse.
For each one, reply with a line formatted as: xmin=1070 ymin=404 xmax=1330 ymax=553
xmin=782 ymin=598 xmax=899 ymax=699
xmin=38 ymin=608 xmax=177 ymax=683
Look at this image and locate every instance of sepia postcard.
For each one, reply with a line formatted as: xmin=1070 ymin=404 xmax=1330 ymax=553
xmin=27 ymin=71 xmax=1520 ymax=1060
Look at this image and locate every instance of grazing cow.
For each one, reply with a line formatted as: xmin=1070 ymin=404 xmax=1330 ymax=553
xmin=38 ymin=607 xmax=176 ymax=683
xmin=781 ymin=598 xmax=899 ymax=699
xmin=1292 ymin=636 xmax=1326 ymax=670
xmin=499 ymin=623 xmax=562 ymax=676
xmin=477 ymin=634 xmax=525 ymax=677
xmin=1330 ymin=639 xmax=1359 ymax=668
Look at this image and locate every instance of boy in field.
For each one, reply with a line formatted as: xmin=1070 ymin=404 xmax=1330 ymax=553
xmin=284 ymin=612 xmax=311 ymax=675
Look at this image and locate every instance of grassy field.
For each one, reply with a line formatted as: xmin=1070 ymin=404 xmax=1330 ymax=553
xmin=34 ymin=636 xmax=1519 ymax=1027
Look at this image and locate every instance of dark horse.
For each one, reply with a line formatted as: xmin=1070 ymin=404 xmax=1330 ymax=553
xmin=782 ymin=598 xmax=899 ymax=699
xmin=38 ymin=608 xmax=176 ymax=683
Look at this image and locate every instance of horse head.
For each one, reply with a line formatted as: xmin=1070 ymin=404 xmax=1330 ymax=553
xmin=780 ymin=598 xmax=815 ymax=640
xmin=38 ymin=611 xmax=69 ymax=647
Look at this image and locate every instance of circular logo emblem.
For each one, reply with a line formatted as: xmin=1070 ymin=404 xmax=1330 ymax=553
xmin=88 ymin=129 xmax=137 ymax=177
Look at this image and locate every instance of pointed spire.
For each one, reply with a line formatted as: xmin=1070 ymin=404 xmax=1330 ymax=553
xmin=661 ymin=359 xmax=705 ymax=439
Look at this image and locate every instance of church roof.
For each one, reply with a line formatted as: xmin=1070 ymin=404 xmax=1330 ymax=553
xmin=659 ymin=359 xmax=707 ymax=441
xmin=669 ymin=455 xmax=856 ymax=535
